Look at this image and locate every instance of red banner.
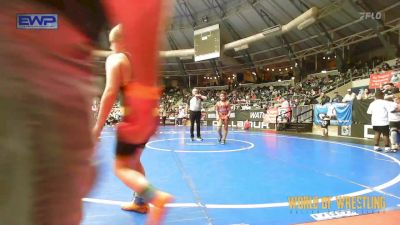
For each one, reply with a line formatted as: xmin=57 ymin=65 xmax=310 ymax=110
xmin=369 ymin=70 xmax=400 ymax=89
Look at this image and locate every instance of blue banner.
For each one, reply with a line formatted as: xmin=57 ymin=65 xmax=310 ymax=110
xmin=314 ymin=103 xmax=352 ymax=126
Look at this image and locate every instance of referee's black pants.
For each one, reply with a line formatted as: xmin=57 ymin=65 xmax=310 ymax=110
xmin=190 ymin=110 xmax=201 ymax=138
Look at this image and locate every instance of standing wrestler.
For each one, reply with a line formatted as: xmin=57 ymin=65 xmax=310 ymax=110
xmin=215 ymin=91 xmax=231 ymax=144
xmin=94 ymin=22 xmax=172 ymax=224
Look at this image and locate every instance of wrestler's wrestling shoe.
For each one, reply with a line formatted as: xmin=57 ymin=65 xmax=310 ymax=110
xmin=121 ymin=202 xmax=150 ymax=214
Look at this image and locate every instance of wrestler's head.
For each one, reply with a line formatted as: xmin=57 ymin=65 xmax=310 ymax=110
xmin=220 ymin=91 xmax=227 ymax=101
xmin=109 ymin=24 xmax=124 ymax=52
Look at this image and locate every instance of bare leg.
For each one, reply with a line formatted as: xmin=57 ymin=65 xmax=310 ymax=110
xmin=390 ymin=128 xmax=398 ymax=149
xmin=114 ymin=156 xmax=173 ymax=225
xmin=322 ymin=128 xmax=328 ymax=137
xmin=217 ymin=120 xmax=223 ymax=141
xmin=383 ymin=134 xmax=390 ymax=151
xmin=121 ymin=148 xmax=150 ymax=213
xmin=222 ymin=119 xmax=229 ymax=141
xmin=374 ymin=131 xmax=381 ymax=151
xmin=114 ymin=156 xmax=150 ymax=192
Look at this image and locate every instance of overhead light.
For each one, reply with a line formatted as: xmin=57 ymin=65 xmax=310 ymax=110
xmin=291 ymin=77 xmax=295 ymax=80
xmin=297 ymin=17 xmax=316 ymax=30
xmin=262 ymin=25 xmax=282 ymax=36
xmin=203 ymin=76 xmax=206 ymax=79
xmin=279 ymin=68 xmax=281 ymax=71
xmin=272 ymin=69 xmax=275 ymax=71
xmin=327 ymin=57 xmax=330 ymax=60
xmin=335 ymin=55 xmax=337 ymax=58
xmin=285 ymin=68 xmax=288 ymax=71
xmin=295 ymin=62 xmax=298 ymax=67
xmin=278 ymin=79 xmax=282 ymax=82
xmin=228 ymin=77 xmax=231 ymax=80
xmin=234 ymin=44 xmax=249 ymax=52
xmin=323 ymin=56 xmax=325 ymax=59
xmin=214 ymin=77 xmax=217 ymax=79
xmin=179 ymin=56 xmax=193 ymax=60
xmin=252 ymin=72 xmax=256 ymax=75
xmin=321 ymin=70 xmax=327 ymax=73
xmin=266 ymin=68 xmax=270 ymax=71
xmin=290 ymin=66 xmax=293 ymax=69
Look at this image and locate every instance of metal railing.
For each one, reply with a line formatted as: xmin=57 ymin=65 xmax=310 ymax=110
xmin=275 ymin=110 xmax=292 ymax=131
xmin=295 ymin=107 xmax=314 ymax=133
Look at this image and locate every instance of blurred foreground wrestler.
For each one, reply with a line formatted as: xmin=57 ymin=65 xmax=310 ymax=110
xmin=0 ymin=0 xmax=171 ymax=225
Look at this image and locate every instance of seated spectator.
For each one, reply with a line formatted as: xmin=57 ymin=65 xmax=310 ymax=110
xmin=360 ymin=88 xmax=373 ymax=100
xmin=331 ymin=91 xmax=343 ymax=103
xmin=356 ymin=89 xmax=364 ymax=100
xmin=244 ymin=119 xmax=251 ymax=130
xmin=395 ymin=58 xmax=400 ymax=69
xmin=342 ymin=89 xmax=356 ymax=103
xmin=391 ymin=74 xmax=399 ymax=83
xmin=320 ymin=92 xmax=330 ymax=105
xmin=382 ymin=62 xmax=391 ymax=71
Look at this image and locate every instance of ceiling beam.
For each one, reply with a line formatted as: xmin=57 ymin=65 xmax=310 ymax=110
xmin=291 ymin=0 xmax=346 ymax=71
xmin=166 ymin=33 xmax=190 ymax=87
xmin=247 ymin=0 xmax=301 ymax=72
xmin=350 ymin=0 xmax=397 ymax=58
xmin=207 ymin=0 xmax=257 ymax=75
xmin=177 ymin=0 xmax=198 ymax=27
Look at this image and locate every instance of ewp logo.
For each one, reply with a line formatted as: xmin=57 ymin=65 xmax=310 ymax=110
xmin=17 ymin=14 xmax=58 ymax=29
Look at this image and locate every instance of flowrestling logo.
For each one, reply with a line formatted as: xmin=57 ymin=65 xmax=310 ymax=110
xmin=359 ymin=12 xmax=382 ymax=20
xmin=17 ymin=14 xmax=58 ymax=29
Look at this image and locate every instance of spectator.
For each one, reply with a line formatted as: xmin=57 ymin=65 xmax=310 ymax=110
xmin=383 ymin=83 xmax=399 ymax=101
xmin=331 ymin=91 xmax=343 ymax=103
xmin=367 ymin=90 xmax=397 ymax=152
xmin=342 ymin=89 xmax=356 ymax=103
xmin=319 ymin=114 xmax=331 ymax=137
xmin=320 ymin=92 xmax=330 ymax=105
xmin=382 ymin=62 xmax=391 ymax=71
xmin=361 ymin=88 xmax=374 ymax=100
xmin=278 ymin=97 xmax=291 ymax=123
xmin=356 ymin=89 xmax=364 ymax=101
xmin=389 ymin=93 xmax=400 ymax=152
xmin=177 ymin=106 xmax=185 ymax=126
xmin=244 ymin=119 xmax=251 ymax=130
xmin=395 ymin=58 xmax=400 ymax=69
xmin=160 ymin=106 xmax=167 ymax=126
xmin=391 ymin=74 xmax=399 ymax=83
